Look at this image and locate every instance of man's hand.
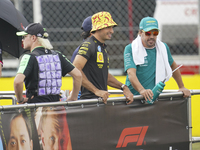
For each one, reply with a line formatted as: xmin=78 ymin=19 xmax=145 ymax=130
xmin=123 ymin=86 xmax=134 ymax=105
xmin=139 ymin=89 xmax=153 ymax=101
xmin=17 ymin=97 xmax=28 ymax=104
xmin=95 ymin=90 xmax=110 ymax=104
xmin=66 ymin=91 xmax=77 ymax=101
xmin=178 ymin=87 xmax=191 ymax=97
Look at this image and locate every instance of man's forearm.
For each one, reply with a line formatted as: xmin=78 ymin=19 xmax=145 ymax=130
xmin=171 ymin=61 xmax=185 ymax=88
xmin=71 ymin=75 xmax=82 ymax=100
xmin=81 ymin=70 xmax=99 ymax=94
xmin=172 ymin=71 xmax=185 ymax=88
xmin=129 ymin=74 xmax=144 ymax=92
xmin=14 ymin=82 xmax=24 ymax=101
xmin=14 ymin=74 xmax=25 ymax=101
xmin=107 ymin=73 xmax=122 ymax=89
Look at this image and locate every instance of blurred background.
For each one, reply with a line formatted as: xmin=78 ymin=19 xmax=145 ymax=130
xmin=1 ymin=1 xmax=200 ymax=148
xmin=2 ymin=0 xmax=200 ymax=76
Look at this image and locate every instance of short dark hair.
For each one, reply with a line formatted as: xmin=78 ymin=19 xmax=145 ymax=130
xmin=81 ymin=31 xmax=91 ymax=39
xmin=6 ymin=112 xmax=32 ymax=143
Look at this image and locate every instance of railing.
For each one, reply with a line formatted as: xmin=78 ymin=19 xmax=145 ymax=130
xmin=0 ymin=95 xmax=17 ymax=105
xmin=0 ymin=90 xmax=200 ymax=150
xmin=0 ymin=89 xmax=199 ymax=108
xmin=108 ymin=89 xmax=200 ymax=95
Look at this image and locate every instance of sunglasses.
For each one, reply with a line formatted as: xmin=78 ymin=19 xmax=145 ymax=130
xmin=22 ymin=34 xmax=31 ymax=39
xmin=142 ymin=30 xmax=159 ymax=36
xmin=22 ymin=35 xmax=28 ymax=39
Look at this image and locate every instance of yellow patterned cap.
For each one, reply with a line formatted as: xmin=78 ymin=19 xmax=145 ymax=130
xmin=91 ymin=11 xmax=117 ymax=32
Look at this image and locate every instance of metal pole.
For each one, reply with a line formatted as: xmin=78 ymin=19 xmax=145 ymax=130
xmin=188 ymin=96 xmax=192 ymax=150
xmin=108 ymin=89 xmax=200 ymax=95
xmin=1 ymin=91 xmax=200 ymax=110
xmin=13 ymin=0 xmax=23 ymax=13
xmin=33 ymin=0 xmax=42 ymax=23
xmin=0 ymin=95 xmax=17 ymax=105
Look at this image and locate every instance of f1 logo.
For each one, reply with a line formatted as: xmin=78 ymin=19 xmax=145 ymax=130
xmin=116 ymin=126 xmax=149 ymax=148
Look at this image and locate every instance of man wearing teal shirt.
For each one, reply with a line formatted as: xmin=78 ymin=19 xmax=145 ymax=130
xmin=124 ymin=17 xmax=190 ymax=102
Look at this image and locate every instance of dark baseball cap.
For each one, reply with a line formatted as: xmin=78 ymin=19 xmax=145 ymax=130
xmin=16 ymin=23 xmax=48 ymax=38
xmin=81 ymin=16 xmax=92 ymax=32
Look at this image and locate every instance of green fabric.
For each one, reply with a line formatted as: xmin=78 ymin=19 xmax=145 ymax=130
xmin=124 ymin=43 xmax=173 ymax=95
xmin=17 ymin=54 xmax=31 ymax=74
xmin=139 ymin=16 xmax=159 ymax=31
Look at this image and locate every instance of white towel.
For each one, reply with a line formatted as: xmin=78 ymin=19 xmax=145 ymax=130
xmin=131 ymin=35 xmax=172 ymax=84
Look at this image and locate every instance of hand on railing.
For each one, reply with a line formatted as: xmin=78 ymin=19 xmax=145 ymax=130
xmin=178 ymin=87 xmax=191 ymax=98
xmin=17 ymin=97 xmax=28 ymax=104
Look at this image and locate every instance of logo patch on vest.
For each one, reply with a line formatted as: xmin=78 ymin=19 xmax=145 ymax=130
xmin=97 ymin=52 xmax=104 ymax=63
xmin=97 ymin=45 xmax=101 ymax=52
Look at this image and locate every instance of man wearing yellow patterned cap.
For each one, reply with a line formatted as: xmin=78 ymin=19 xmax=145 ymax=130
xmin=73 ymin=11 xmax=133 ymax=104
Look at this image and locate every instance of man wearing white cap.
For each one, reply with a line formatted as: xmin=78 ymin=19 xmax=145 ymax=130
xmin=124 ymin=16 xmax=190 ymax=102
xmin=14 ymin=23 xmax=82 ymax=104
xmin=73 ymin=11 xmax=133 ymax=104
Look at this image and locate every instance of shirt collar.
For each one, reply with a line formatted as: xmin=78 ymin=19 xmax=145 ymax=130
xmin=92 ymin=36 xmax=107 ymax=47
xmin=31 ymin=46 xmax=45 ymax=52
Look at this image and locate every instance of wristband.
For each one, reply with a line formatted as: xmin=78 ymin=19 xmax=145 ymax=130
xmin=139 ymin=88 xmax=144 ymax=93
xmin=121 ymin=84 xmax=127 ymax=91
xmin=18 ymin=97 xmax=24 ymax=103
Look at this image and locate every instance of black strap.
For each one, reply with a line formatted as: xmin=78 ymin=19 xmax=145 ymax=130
xmin=31 ymin=49 xmax=58 ymax=56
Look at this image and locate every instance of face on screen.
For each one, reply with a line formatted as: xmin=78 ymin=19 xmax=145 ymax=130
xmin=41 ymin=113 xmax=72 ymax=150
xmin=7 ymin=115 xmax=33 ymax=150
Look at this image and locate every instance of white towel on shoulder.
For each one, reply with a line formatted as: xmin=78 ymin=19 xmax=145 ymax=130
xmin=131 ymin=35 xmax=172 ymax=84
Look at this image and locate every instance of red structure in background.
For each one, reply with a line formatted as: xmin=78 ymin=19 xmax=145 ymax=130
xmin=179 ymin=65 xmax=199 ymax=75
xmin=128 ymin=0 xmax=133 ymax=42
xmin=182 ymin=36 xmax=200 ymax=75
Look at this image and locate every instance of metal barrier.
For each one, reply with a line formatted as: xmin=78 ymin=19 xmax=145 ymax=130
xmin=108 ymin=89 xmax=200 ymax=95
xmin=107 ymin=89 xmax=200 ymax=149
xmin=0 ymin=90 xmax=199 ymax=108
xmin=0 ymin=90 xmax=200 ymax=150
xmin=0 ymin=91 xmax=26 ymax=95
xmin=0 ymin=95 xmax=16 ymax=105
